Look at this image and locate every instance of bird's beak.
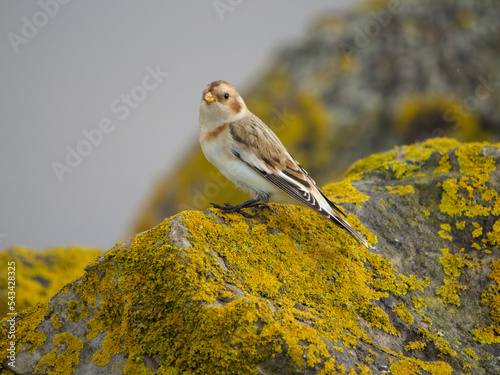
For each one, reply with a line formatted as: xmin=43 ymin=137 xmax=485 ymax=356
xmin=204 ymin=92 xmax=215 ymax=103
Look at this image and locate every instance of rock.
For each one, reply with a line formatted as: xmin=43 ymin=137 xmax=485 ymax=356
xmin=133 ymin=0 xmax=500 ymax=233
xmin=1 ymin=138 xmax=499 ymax=374
xmin=0 ymin=247 xmax=102 ymax=319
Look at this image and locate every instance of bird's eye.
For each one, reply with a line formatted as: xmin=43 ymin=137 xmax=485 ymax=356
xmin=224 ymin=93 xmax=229 ymax=99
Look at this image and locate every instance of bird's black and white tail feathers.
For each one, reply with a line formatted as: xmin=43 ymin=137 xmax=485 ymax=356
xmin=319 ymin=206 xmax=368 ymax=248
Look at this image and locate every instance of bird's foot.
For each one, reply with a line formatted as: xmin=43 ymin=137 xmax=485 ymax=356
xmin=210 ymin=199 xmax=268 ymax=218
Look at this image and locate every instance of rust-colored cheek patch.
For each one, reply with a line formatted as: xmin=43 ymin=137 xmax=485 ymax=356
xmin=229 ymin=100 xmax=243 ymax=113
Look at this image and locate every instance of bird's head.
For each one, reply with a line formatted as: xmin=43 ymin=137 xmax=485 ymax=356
xmin=199 ymin=80 xmax=248 ymax=126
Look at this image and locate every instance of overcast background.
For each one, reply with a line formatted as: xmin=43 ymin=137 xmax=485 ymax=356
xmin=0 ymin=1 xmax=356 ymax=250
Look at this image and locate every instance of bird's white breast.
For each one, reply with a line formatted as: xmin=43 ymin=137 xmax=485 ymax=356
xmin=200 ymin=132 xmax=290 ymax=203
xmin=200 ymin=134 xmax=256 ymax=189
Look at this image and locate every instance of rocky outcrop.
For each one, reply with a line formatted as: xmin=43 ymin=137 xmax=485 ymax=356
xmin=1 ymin=139 xmax=499 ymax=374
xmin=134 ymin=0 xmax=500 ymax=233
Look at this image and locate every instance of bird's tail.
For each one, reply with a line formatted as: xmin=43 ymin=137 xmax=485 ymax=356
xmin=315 ymin=191 xmax=368 ymax=247
xmin=327 ymin=212 xmax=368 ymax=248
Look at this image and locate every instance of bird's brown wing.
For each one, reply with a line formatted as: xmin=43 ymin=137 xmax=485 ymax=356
xmin=227 ymin=116 xmax=348 ymax=220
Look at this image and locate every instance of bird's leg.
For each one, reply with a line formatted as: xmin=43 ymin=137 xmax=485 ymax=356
xmin=210 ymin=198 xmax=266 ymax=218
xmin=210 ymin=198 xmax=260 ymax=212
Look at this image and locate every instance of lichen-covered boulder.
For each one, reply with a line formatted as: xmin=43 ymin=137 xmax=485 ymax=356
xmin=1 ymin=138 xmax=499 ymax=374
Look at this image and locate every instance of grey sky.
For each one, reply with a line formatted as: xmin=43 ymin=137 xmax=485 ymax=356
xmin=0 ymin=1 xmax=354 ymax=250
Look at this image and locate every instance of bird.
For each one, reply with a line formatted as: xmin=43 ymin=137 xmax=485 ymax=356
xmin=198 ymin=80 xmax=368 ymax=248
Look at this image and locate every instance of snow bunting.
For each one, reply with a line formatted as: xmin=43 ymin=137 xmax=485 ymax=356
xmin=199 ymin=80 xmax=367 ymax=247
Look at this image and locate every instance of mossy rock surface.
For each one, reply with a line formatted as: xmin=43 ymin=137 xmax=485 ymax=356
xmin=2 ymin=139 xmax=500 ymax=374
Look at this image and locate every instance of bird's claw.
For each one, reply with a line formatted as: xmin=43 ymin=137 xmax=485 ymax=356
xmin=248 ymin=202 xmax=270 ymax=210
xmin=210 ymin=202 xmax=231 ymax=210
xmin=209 ymin=200 xmax=269 ymax=218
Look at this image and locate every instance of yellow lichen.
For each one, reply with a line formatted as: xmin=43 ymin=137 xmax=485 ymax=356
xmin=184 ymin=207 xmax=396 ymax=360
xmin=34 ymin=332 xmax=83 ymax=375
xmin=439 ymin=248 xmax=465 ymax=277
xmin=386 ymin=185 xmax=415 ymax=195
xmin=390 ymin=358 xmax=421 ymax=374
xmin=123 ymin=362 xmax=154 ymax=375
xmin=434 ymin=152 xmax=452 ymax=174
xmin=50 ymin=313 xmax=61 ymax=330
xmin=420 ymin=361 xmax=454 ymax=375
xmin=0 ymin=302 xmax=49 ymax=358
xmin=345 ymin=150 xmax=398 ymax=178
xmin=391 ymin=162 xmax=421 ymax=179
xmin=471 ymin=242 xmax=482 ymax=251
xmin=393 ymin=303 xmax=414 ymax=325
xmin=67 ymin=300 xmax=89 ymax=322
xmin=412 ymin=297 xmax=427 ymax=309
xmin=471 ymin=327 xmax=500 ymax=344
xmin=318 ymin=357 xmax=343 ymax=375
xmin=417 ymin=328 xmax=457 ymax=358
xmin=413 ymin=309 xmax=432 ymax=325
xmin=440 ymin=174 xmax=494 ymax=217
xmin=455 ymin=143 xmax=496 ymax=175
xmin=486 ymin=219 xmax=500 ymax=247
xmin=436 ymin=277 xmax=465 ymax=307
xmin=346 ymin=138 xmax=463 ymax=182
xmin=323 ymin=179 xmax=370 ymax=206
xmin=93 ymin=329 xmax=123 ymax=367
xmin=473 ymin=259 xmax=500 ymax=343
xmin=399 ymin=275 xmax=429 ymax=293
xmin=471 ymin=222 xmax=483 ymax=238
xmin=404 ymin=341 xmax=426 ymax=351
xmin=390 ymin=357 xmax=453 ymax=375
xmin=356 ymin=363 xmax=372 ymax=374
xmin=463 ymin=347 xmax=478 ymax=360
xmin=438 ymin=224 xmax=453 ymax=241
